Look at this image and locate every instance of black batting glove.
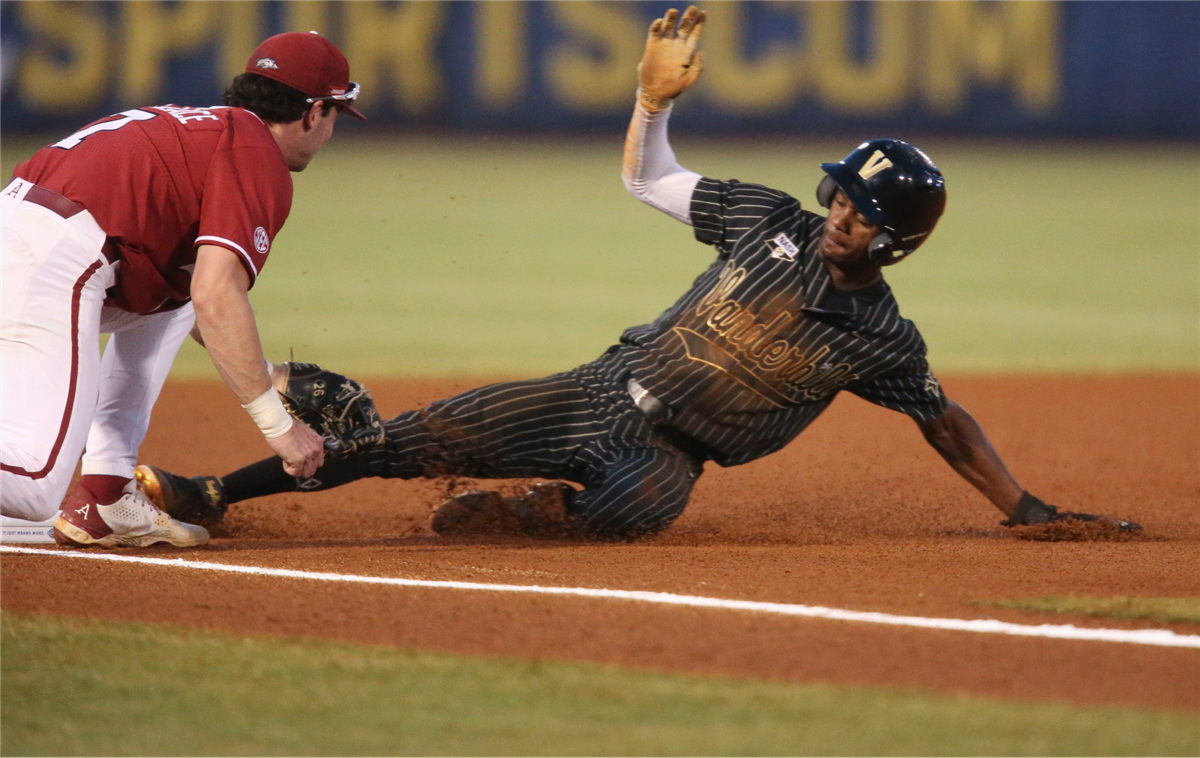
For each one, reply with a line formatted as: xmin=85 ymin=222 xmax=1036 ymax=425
xmin=1002 ymin=491 xmax=1141 ymax=533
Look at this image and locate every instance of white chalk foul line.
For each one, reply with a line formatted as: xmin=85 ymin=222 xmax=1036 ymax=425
xmin=4 ymin=545 xmax=1199 ymax=649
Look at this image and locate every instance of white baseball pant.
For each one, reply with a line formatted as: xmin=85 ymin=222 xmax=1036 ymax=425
xmin=1 ymin=178 xmax=194 ymax=521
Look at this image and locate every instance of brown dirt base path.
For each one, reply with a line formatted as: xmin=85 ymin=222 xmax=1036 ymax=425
xmin=4 ymin=375 xmax=1199 ymax=712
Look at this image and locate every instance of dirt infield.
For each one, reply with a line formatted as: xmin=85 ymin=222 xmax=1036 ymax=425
xmin=4 ymin=374 xmax=1199 ymax=711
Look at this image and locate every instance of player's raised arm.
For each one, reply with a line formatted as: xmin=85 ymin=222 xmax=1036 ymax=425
xmin=917 ymin=399 xmax=1140 ymax=533
xmin=622 ymin=6 xmax=706 ymax=224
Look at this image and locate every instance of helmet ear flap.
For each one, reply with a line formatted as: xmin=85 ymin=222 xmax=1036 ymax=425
xmin=868 ymin=232 xmax=912 ymax=266
xmin=816 ymin=175 xmax=838 ymax=209
xmin=868 ymin=232 xmax=895 ymax=265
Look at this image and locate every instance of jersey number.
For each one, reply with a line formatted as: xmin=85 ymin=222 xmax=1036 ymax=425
xmin=52 ymin=109 xmax=158 ymax=150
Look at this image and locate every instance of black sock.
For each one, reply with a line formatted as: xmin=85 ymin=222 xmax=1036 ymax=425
xmin=221 ymin=454 xmax=378 ymax=505
xmin=221 ymin=457 xmax=295 ymax=504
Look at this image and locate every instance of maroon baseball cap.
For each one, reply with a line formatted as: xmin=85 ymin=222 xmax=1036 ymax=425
xmin=246 ymin=32 xmax=365 ymax=120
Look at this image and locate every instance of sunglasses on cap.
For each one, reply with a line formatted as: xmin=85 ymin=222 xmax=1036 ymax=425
xmin=306 ymin=81 xmax=361 ymax=107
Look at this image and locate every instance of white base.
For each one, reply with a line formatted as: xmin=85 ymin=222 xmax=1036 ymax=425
xmin=1 ymin=513 xmax=58 ymax=543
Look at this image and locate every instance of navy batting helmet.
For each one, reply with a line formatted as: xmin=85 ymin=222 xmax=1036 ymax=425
xmin=816 ymin=138 xmax=947 ymax=265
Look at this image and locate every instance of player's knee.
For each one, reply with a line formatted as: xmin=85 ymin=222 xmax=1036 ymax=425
xmin=571 ymin=469 xmax=694 ymax=541
xmin=574 ymin=498 xmax=686 ymax=541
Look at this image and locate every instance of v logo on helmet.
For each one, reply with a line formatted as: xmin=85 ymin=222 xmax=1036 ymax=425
xmin=858 ymin=150 xmax=893 ymax=180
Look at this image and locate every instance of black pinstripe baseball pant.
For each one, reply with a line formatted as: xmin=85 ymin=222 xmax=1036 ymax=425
xmin=354 ymin=348 xmax=706 ymax=538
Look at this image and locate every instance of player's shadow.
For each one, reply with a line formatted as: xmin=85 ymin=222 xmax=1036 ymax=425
xmin=190 ymin=534 xmax=589 ymax=552
xmin=196 ymin=535 xmax=444 ymax=552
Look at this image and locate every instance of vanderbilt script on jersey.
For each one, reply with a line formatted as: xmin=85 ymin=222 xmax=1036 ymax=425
xmin=678 ymin=261 xmax=857 ymax=407
xmin=616 ymin=176 xmax=947 ymax=467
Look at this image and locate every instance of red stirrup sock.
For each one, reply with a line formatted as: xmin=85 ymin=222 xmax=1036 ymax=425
xmin=74 ymin=474 xmax=131 ymax=506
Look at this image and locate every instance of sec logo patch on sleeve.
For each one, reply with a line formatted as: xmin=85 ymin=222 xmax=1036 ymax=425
xmin=253 ymin=227 xmax=270 ymax=254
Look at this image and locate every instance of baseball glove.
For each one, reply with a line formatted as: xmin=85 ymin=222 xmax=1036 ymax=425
xmin=278 ymin=362 xmax=385 ymax=458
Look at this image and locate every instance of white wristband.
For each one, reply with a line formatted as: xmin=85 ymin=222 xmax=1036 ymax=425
xmin=242 ymin=387 xmax=294 ymax=439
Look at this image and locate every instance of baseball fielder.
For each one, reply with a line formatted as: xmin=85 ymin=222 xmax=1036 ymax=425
xmin=137 ymin=8 xmax=1140 ymax=540
xmin=1 ymin=32 xmax=365 ymax=547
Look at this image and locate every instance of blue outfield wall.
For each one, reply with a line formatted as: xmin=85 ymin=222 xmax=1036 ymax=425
xmin=1 ymin=1 xmax=1197 ymax=138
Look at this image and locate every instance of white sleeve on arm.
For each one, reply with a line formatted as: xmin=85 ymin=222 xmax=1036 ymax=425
xmin=622 ymin=101 xmax=702 ymax=225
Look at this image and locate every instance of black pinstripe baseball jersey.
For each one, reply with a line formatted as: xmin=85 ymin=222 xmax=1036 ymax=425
xmin=618 ymin=177 xmax=948 ymax=466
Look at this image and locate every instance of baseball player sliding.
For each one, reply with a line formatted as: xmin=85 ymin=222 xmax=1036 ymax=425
xmin=0 ymin=33 xmax=366 ymax=547
xmin=137 ymin=7 xmax=1140 ymax=541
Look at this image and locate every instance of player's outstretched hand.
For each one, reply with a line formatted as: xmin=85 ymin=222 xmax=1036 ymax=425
xmin=638 ymin=5 xmax=706 ymax=111
xmin=268 ymin=420 xmax=325 ymax=480
xmin=1001 ymin=492 xmax=1141 ymax=541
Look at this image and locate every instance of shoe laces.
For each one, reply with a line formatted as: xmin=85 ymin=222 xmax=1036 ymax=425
xmin=116 ymin=482 xmax=172 ymax=525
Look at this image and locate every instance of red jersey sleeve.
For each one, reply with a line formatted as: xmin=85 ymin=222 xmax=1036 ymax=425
xmin=195 ymin=112 xmax=292 ymax=286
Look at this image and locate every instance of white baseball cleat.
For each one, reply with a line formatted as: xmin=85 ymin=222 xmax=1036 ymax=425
xmin=53 ymin=480 xmax=210 ymax=548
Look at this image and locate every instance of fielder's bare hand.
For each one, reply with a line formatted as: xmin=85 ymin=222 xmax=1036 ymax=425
xmin=638 ymin=5 xmax=706 ymax=112
xmin=268 ymin=419 xmax=325 ymax=480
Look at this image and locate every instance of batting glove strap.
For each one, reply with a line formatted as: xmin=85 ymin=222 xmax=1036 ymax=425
xmin=636 ymin=87 xmax=675 ymax=114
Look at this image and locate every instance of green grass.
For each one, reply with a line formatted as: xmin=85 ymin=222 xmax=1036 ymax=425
xmin=4 ymin=134 xmax=1197 ymax=378
xmin=3 ymin=613 xmax=1199 ymax=756
xmin=979 ymin=596 xmax=1200 ymax=625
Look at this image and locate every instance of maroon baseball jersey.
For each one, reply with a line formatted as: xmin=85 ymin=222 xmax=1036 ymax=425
xmin=14 ymin=105 xmax=292 ymax=314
